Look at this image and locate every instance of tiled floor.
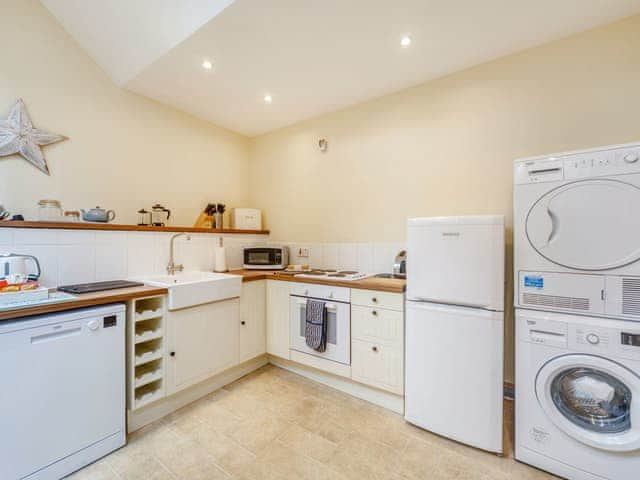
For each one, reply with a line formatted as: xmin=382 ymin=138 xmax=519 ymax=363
xmin=69 ymin=365 xmax=558 ymax=480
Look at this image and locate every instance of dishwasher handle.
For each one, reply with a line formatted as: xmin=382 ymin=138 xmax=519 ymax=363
xmin=31 ymin=326 xmax=82 ymax=345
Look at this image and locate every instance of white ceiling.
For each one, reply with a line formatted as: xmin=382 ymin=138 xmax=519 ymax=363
xmin=44 ymin=0 xmax=640 ymax=136
xmin=41 ymin=0 xmax=235 ymax=85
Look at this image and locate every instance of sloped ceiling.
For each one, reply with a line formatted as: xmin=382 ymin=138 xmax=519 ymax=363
xmin=43 ymin=0 xmax=640 ymax=136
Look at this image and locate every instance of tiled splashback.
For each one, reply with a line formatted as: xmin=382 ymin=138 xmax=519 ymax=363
xmin=0 ymin=228 xmax=405 ymax=287
xmin=275 ymin=241 xmax=406 ymax=274
xmin=0 ymin=229 xmax=267 ymax=287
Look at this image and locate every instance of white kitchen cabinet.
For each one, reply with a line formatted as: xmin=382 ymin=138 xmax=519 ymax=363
xmin=239 ymin=280 xmax=266 ymax=362
xmin=351 ymin=339 xmax=404 ymax=395
xmin=166 ymin=299 xmax=240 ymax=394
xmin=266 ymin=279 xmax=291 ymax=359
xmin=351 ymin=290 xmax=404 ymax=395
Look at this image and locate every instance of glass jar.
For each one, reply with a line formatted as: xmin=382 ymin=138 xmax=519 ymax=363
xmin=37 ymin=200 xmax=63 ymax=221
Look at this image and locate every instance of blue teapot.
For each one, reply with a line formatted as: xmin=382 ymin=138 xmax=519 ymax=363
xmin=81 ymin=206 xmax=116 ymax=223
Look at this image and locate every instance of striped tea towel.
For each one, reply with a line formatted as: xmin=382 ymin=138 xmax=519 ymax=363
xmin=305 ymin=298 xmax=327 ymax=352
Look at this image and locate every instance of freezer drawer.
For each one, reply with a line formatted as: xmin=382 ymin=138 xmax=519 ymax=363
xmin=404 ymin=300 xmax=504 ymax=453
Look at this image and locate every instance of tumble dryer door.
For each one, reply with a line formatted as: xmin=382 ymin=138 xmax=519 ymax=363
xmin=526 ymin=179 xmax=640 ymax=271
xmin=536 ymin=354 xmax=640 ymax=452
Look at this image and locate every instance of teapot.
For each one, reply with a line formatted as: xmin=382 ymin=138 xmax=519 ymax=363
xmin=81 ymin=206 xmax=116 ymax=223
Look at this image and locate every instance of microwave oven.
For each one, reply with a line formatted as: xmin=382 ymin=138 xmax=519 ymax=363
xmin=243 ymin=246 xmax=289 ymax=270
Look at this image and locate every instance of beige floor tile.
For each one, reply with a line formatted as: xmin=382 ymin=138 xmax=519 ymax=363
xmin=277 ymin=423 xmax=339 ymax=464
xmin=106 ymin=443 xmax=173 ymax=479
xmin=226 ymin=413 xmax=292 ymax=455
xmin=65 ymin=460 xmax=119 ymax=480
xmin=70 ymin=366 xmax=559 ymax=480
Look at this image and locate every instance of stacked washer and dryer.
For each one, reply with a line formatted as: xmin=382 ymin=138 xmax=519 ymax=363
xmin=514 ymin=141 xmax=640 ymax=480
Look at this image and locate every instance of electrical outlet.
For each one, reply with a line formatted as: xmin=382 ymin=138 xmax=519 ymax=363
xmin=297 ymin=247 xmax=310 ymax=258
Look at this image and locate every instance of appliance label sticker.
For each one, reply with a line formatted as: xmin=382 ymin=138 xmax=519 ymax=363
xmin=524 ymin=276 xmax=544 ymax=289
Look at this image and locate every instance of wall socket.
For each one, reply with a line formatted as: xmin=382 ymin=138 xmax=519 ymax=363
xmin=297 ymin=247 xmax=310 ymax=258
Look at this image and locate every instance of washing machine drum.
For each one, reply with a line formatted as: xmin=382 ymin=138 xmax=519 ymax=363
xmin=551 ymin=368 xmax=631 ymax=434
xmin=537 ymin=354 xmax=640 ymax=452
xmin=526 ymin=179 xmax=640 ymax=270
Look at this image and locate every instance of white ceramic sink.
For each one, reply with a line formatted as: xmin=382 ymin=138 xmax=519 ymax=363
xmin=142 ymin=271 xmax=242 ymax=310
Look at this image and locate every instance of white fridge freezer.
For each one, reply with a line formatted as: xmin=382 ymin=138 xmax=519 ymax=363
xmin=405 ymin=215 xmax=505 ymax=453
xmin=404 ymin=301 xmax=504 ymax=452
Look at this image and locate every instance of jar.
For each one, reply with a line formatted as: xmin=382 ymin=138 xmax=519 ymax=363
xmin=63 ymin=210 xmax=80 ymax=222
xmin=37 ymin=200 xmax=63 ymax=221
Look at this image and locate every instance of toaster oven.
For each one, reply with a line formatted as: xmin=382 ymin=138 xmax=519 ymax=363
xmin=243 ymin=246 xmax=289 ymax=270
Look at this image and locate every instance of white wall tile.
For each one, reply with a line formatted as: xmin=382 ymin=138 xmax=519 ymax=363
xmin=57 ymin=230 xmax=95 ymax=244
xmin=14 ymin=228 xmax=58 ymax=245
xmin=307 ymin=244 xmax=323 ymax=269
xmin=10 ymin=245 xmax=58 ymax=287
xmin=95 ymin=244 xmax=127 ymax=281
xmin=372 ymin=243 xmax=394 ymax=274
xmin=356 ymin=243 xmax=373 ymax=273
xmin=322 ymin=244 xmax=338 ymax=270
xmin=337 ymin=243 xmax=358 ymax=271
xmin=0 ymin=228 xmax=14 ymax=247
xmin=127 ymin=233 xmax=160 ymax=278
xmin=58 ymin=245 xmax=95 ymax=285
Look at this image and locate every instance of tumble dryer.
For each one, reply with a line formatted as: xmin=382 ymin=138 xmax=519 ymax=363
xmin=514 ymin=141 xmax=640 ymax=321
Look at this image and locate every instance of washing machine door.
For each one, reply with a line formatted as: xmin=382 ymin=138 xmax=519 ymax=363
xmin=526 ymin=179 xmax=640 ymax=270
xmin=536 ymin=354 xmax=640 ymax=452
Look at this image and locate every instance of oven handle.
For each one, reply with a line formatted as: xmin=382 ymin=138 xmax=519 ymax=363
xmin=295 ymin=299 xmax=338 ymax=311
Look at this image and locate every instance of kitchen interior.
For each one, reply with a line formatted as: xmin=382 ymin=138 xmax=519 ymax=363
xmin=1 ymin=1 xmax=640 ymax=479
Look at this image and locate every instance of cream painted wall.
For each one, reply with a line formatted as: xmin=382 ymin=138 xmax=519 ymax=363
xmin=249 ymin=14 xmax=640 ymax=382
xmin=0 ymin=0 xmax=250 ymax=225
xmin=249 ymin=14 xmax=640 ymax=242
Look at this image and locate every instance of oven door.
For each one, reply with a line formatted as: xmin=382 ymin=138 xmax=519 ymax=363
xmin=289 ymin=295 xmax=350 ymax=364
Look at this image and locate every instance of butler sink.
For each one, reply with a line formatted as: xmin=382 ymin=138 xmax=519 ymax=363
xmin=142 ymin=271 xmax=242 ymax=310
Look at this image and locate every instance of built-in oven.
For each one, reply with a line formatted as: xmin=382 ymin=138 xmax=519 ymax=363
xmin=243 ymin=246 xmax=289 ymax=270
xmin=289 ymin=283 xmax=350 ymax=365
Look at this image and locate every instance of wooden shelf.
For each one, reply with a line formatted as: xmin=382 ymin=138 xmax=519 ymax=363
xmin=0 ymin=220 xmax=269 ymax=235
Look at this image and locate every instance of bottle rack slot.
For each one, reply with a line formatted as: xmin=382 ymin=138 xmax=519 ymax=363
xmin=134 ymin=379 xmax=164 ymax=409
xmin=134 ymin=338 xmax=163 ymax=365
xmin=135 ymin=297 xmax=164 ymax=322
xmin=134 ymin=317 xmax=163 ymax=344
xmin=128 ymin=295 xmax=167 ymax=411
xmin=134 ymin=359 xmax=163 ymax=388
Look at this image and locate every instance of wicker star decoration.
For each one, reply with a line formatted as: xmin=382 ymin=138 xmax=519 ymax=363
xmin=0 ymin=99 xmax=68 ymax=175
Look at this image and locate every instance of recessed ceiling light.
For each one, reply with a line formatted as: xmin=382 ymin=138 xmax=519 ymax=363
xmin=400 ymin=36 xmax=412 ymax=47
xmin=264 ymin=94 xmax=273 ymax=104
xmin=202 ymin=60 xmax=213 ymax=70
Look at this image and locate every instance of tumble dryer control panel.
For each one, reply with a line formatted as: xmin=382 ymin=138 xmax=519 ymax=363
xmin=514 ymin=143 xmax=640 ymax=184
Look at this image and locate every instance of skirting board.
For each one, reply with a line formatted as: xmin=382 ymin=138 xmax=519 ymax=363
xmin=128 ymin=355 xmax=268 ymax=432
xmin=269 ymin=355 xmax=404 ymax=414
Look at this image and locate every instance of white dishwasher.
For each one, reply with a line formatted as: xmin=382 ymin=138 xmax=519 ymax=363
xmin=0 ymin=304 xmax=126 ymax=480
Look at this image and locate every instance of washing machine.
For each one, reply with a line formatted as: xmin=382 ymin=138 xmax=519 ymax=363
xmin=516 ymin=309 xmax=640 ymax=480
xmin=514 ymin=141 xmax=640 ymax=321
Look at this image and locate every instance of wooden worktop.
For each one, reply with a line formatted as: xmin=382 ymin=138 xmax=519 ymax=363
xmin=0 ymin=285 xmax=168 ymax=322
xmin=0 ymin=220 xmax=269 ymax=235
xmin=229 ymin=269 xmax=406 ymax=293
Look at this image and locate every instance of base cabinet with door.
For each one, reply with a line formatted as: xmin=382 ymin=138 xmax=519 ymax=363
xmin=266 ymin=279 xmax=291 ymax=359
xmin=165 ymin=299 xmax=240 ymax=394
xmin=350 ymin=289 xmax=405 ymax=394
xmin=239 ymin=280 xmax=266 ymax=362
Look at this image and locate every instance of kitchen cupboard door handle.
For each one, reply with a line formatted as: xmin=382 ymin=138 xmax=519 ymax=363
xmin=170 ymin=351 xmax=176 ymax=357
xmin=372 ymin=346 xmax=378 ymax=352
xmin=372 ymin=297 xmax=378 ymax=303
xmin=241 ymin=321 xmax=246 ymax=325
xmin=372 ymin=310 xmax=378 ymax=316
